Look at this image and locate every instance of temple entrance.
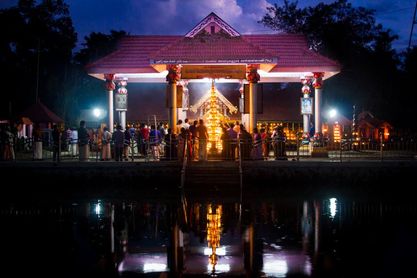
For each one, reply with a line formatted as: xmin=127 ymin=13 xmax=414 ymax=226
xmin=189 ymin=81 xmax=238 ymax=156
xmin=87 ymin=12 xmax=340 ymax=160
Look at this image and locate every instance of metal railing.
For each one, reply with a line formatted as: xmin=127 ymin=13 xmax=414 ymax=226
xmin=6 ymin=135 xmax=417 ymax=162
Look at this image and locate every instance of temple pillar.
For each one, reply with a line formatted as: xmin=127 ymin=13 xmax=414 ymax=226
xmin=104 ymin=74 xmax=115 ymax=133
xmin=178 ymin=80 xmax=189 ymax=123
xmin=116 ymin=79 xmax=128 ymax=130
xmin=239 ymin=81 xmax=249 ymax=130
xmin=313 ymin=72 xmax=324 ymax=134
xmin=166 ymin=65 xmax=180 ymax=134
xmin=247 ymin=65 xmax=260 ymax=133
xmin=301 ymin=78 xmax=312 ymax=136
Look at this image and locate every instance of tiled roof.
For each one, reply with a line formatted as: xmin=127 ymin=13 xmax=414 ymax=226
xmin=86 ymin=33 xmax=339 ymax=74
xmin=86 ymin=35 xmax=182 ymax=74
xmin=149 ymin=35 xmax=277 ymax=64
xmin=243 ymin=34 xmax=340 ymax=71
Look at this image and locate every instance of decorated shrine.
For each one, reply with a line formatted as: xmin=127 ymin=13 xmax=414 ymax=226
xmin=87 ymin=12 xmax=340 ymax=137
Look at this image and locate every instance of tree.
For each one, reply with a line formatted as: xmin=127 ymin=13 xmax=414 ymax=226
xmin=0 ymin=0 xmax=77 ymax=121
xmin=397 ymin=47 xmax=417 ymax=131
xmin=74 ymin=30 xmax=127 ymax=66
xmin=260 ymin=0 xmax=402 ymax=127
xmin=62 ymin=30 xmax=127 ymax=125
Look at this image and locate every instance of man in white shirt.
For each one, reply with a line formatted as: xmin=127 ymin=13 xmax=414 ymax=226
xmin=182 ymin=118 xmax=190 ymax=130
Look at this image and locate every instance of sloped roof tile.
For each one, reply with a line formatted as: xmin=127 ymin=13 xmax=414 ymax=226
xmin=86 ymin=34 xmax=340 ymax=74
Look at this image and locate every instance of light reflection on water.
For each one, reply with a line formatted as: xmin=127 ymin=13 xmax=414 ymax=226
xmin=1 ymin=198 xmax=417 ymax=277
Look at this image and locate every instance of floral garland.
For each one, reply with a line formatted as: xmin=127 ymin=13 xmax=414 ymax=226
xmin=301 ymin=78 xmax=311 ymax=94
xmin=104 ymin=73 xmax=116 ymax=91
xmin=117 ymin=80 xmax=128 ymax=94
xmin=166 ymin=64 xmax=181 ymax=84
xmin=246 ymin=65 xmax=260 ymax=83
xmin=312 ymin=72 xmax=324 ymax=89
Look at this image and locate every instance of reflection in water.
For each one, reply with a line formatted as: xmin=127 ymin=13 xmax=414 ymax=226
xmin=118 ymin=253 xmax=168 ymax=273
xmin=1 ymin=198 xmax=417 ymax=277
xmin=329 ymin=197 xmax=337 ymax=219
xmin=263 ymin=259 xmax=288 ymax=277
xmin=94 ymin=200 xmax=103 ymax=216
xmin=207 ymin=204 xmax=222 ymax=274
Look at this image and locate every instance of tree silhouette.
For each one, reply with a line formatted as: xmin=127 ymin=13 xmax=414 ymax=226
xmin=0 ymin=0 xmax=76 ymax=120
xmin=259 ymin=0 xmax=404 ymax=128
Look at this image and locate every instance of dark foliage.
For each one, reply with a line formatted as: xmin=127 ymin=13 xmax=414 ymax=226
xmin=260 ymin=0 xmax=415 ymax=130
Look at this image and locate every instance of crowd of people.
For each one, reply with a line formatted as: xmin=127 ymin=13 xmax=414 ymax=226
xmin=0 ymin=118 xmax=288 ymax=162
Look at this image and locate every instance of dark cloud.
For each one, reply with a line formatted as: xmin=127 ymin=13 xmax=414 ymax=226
xmin=1 ymin=0 xmax=415 ymax=50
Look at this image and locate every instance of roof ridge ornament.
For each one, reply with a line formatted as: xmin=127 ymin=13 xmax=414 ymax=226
xmin=185 ymin=12 xmax=240 ymax=38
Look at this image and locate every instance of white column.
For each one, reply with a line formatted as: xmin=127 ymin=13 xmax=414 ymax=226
xmin=108 ymin=90 xmax=114 ymax=133
xmin=117 ymin=79 xmax=128 ymax=130
xmin=178 ymin=81 xmax=188 ymax=122
xmin=249 ymin=82 xmax=257 ymax=133
xmin=239 ymin=81 xmax=249 ymax=131
xmin=303 ymin=114 xmax=309 ymax=134
xmin=314 ymin=88 xmax=322 ymax=134
xmin=104 ymin=74 xmax=115 ymax=133
xmin=120 ymin=111 xmax=126 ymax=130
xmin=313 ymin=72 xmax=324 ymax=134
xmin=301 ymin=78 xmax=312 ymax=135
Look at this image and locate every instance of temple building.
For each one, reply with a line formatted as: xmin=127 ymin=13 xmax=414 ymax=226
xmin=86 ymin=12 xmax=340 ymax=137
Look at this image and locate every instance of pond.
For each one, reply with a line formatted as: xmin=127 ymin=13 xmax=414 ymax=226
xmin=1 ymin=195 xmax=416 ymax=277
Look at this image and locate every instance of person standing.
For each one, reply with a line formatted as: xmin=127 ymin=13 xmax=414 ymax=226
xmin=149 ymin=125 xmax=162 ymax=161
xmin=272 ymin=126 xmax=287 ymax=160
xmin=101 ymin=127 xmax=112 ymax=161
xmin=112 ymin=124 xmax=124 ymax=162
xmin=251 ymin=128 xmax=262 ymax=160
xmin=52 ymin=124 xmax=61 ymax=164
xmin=260 ymin=128 xmax=269 ymax=159
xmin=33 ymin=123 xmax=43 ymax=160
xmin=65 ymin=127 xmax=72 ymax=152
xmin=78 ymin=120 xmax=90 ymax=161
xmin=3 ymin=125 xmax=15 ymax=161
xmin=182 ymin=118 xmax=190 ymax=130
xmin=196 ymin=119 xmax=208 ymax=161
xmin=189 ymin=120 xmax=198 ymax=161
xmin=123 ymin=126 xmax=131 ymax=161
xmin=70 ymin=127 xmax=78 ymax=157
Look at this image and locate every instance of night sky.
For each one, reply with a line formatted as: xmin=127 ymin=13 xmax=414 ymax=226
xmin=1 ymin=0 xmax=416 ymax=51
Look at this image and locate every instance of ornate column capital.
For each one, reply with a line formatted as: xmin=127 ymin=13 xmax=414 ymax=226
xmin=301 ymin=78 xmax=312 ymax=95
xmin=246 ymin=65 xmax=260 ymax=83
xmin=166 ymin=64 xmax=181 ymax=84
xmin=104 ymin=73 xmax=116 ymax=91
xmin=312 ymin=72 xmax=324 ymax=89
xmin=117 ymin=79 xmax=128 ymax=94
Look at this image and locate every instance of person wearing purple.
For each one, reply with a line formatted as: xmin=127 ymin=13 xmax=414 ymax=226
xmin=149 ymin=125 xmax=162 ymax=161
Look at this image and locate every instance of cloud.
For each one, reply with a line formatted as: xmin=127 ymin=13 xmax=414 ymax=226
xmin=3 ymin=0 xmax=410 ymax=50
xmin=126 ymin=0 xmax=273 ymax=35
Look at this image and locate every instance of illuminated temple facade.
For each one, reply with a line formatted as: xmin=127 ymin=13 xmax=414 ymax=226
xmin=87 ymin=12 xmax=340 ymax=136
